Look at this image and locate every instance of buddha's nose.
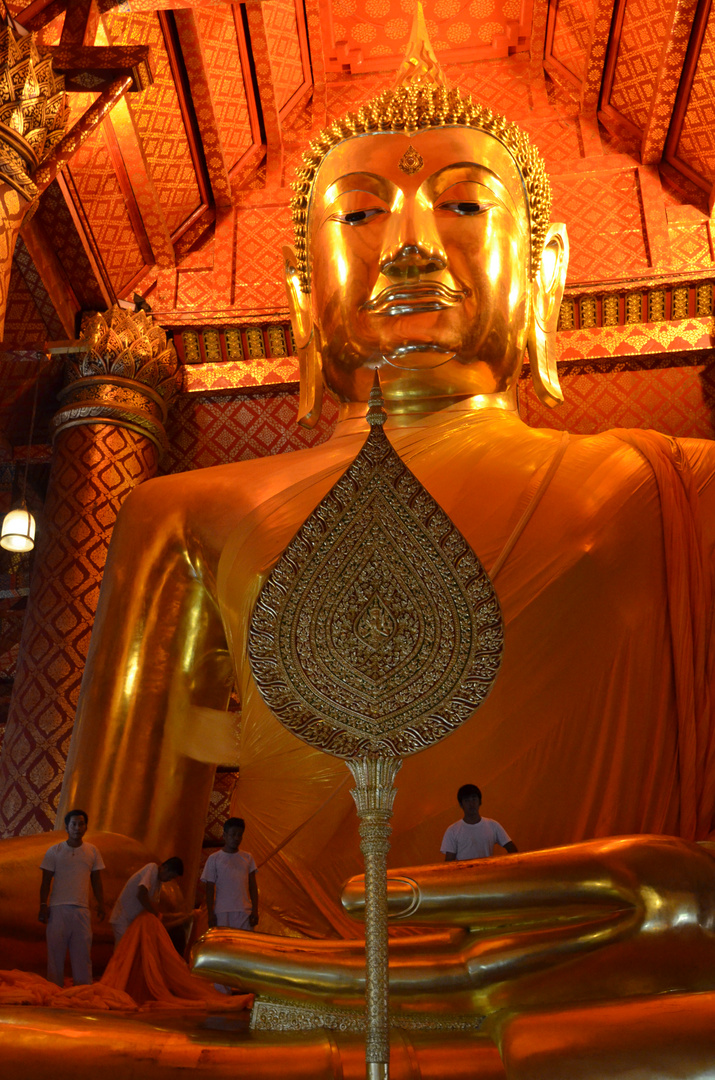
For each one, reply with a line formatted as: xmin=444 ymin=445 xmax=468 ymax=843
xmin=380 ymin=243 xmax=446 ymax=281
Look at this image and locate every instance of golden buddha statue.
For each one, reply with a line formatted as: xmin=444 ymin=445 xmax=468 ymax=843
xmin=2 ymin=16 xmax=715 ymax=1078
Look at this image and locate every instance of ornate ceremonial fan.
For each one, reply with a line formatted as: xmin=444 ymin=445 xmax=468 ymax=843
xmin=249 ymin=377 xmax=503 ymax=1079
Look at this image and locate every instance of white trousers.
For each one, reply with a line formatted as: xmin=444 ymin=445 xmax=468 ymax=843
xmin=213 ymin=911 xmax=252 ymax=992
xmin=216 ymin=910 xmax=252 ymax=930
xmin=46 ymin=904 xmax=92 ymax=986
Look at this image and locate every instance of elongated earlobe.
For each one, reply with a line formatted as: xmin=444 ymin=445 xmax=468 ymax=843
xmin=527 ymin=223 xmax=569 ymax=408
xmin=297 ymin=330 xmax=324 ymax=428
xmin=283 ymin=245 xmax=324 ymax=428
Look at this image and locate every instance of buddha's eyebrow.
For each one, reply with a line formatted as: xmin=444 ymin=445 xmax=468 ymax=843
xmin=428 ymin=163 xmax=521 ymax=218
xmin=322 ymin=173 xmax=394 ymax=206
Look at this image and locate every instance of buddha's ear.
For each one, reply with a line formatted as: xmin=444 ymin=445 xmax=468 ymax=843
xmin=282 ymin=245 xmax=323 ymax=428
xmin=526 ymin=223 xmax=569 ymax=408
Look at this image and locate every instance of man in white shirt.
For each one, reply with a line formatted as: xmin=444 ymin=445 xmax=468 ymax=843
xmin=38 ymin=808 xmax=105 ymax=986
xmin=201 ymin=817 xmax=258 ymax=931
xmin=109 ymin=856 xmax=184 ymax=943
xmin=441 ymin=784 xmax=518 ymax=861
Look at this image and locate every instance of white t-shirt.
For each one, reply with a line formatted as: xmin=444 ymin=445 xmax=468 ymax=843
xmin=440 ymin=817 xmax=511 ymax=860
xmin=40 ymin=841 xmax=105 ymax=907
xmin=110 ymin=862 xmax=160 ymax=927
xmin=201 ymin=850 xmax=256 ymax=913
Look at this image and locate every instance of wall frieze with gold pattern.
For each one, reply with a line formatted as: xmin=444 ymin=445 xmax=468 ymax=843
xmin=173 ymin=309 xmax=714 ymax=397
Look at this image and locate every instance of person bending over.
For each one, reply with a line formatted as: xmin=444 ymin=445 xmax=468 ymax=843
xmin=109 ymin=856 xmax=184 ymax=944
xmin=441 ymin=785 xmax=518 ymax=861
xmin=202 ymin=817 xmax=258 ymax=930
xmin=38 ymin=808 xmax=105 ymax=986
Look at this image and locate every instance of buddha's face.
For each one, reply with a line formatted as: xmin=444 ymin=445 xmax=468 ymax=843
xmin=302 ymin=127 xmax=533 ymax=407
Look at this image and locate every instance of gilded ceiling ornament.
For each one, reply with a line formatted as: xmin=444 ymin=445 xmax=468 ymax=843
xmin=290 ymin=3 xmax=550 ymax=292
xmin=398 ymin=144 xmax=424 ymax=175
xmin=0 ymin=24 xmax=67 ymax=201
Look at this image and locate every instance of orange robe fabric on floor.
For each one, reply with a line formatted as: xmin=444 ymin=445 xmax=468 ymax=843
xmin=0 ymin=968 xmax=136 ymax=1009
xmin=101 ymin=913 xmax=254 ymax=1008
xmin=0 ymin=915 xmax=253 ymax=1011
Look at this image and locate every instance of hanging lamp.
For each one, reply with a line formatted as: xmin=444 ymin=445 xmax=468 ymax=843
xmin=1 ymin=372 xmax=39 ymax=552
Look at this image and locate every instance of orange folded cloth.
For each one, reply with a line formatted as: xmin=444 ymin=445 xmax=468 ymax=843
xmin=0 ymin=969 xmax=135 ymax=1009
xmin=2 ymin=913 xmax=253 ymax=1011
xmin=100 ymin=912 xmax=253 ymax=1009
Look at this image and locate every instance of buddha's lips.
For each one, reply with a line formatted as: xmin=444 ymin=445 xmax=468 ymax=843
xmin=362 ymin=282 xmax=467 ymax=315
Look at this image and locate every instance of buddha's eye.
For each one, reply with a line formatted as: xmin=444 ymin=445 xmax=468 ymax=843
xmin=332 ymin=207 xmax=387 ymax=225
xmin=438 ymin=201 xmax=486 ymax=215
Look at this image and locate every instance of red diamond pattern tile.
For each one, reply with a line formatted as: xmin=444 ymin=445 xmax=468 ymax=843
xmin=12 ymin=237 xmax=64 ymax=339
xmin=675 ymin=6 xmax=715 ymax=185
xmin=668 ymin=221 xmax=714 ymax=271
xmin=0 ymin=424 xmax=160 ymax=837
xmin=4 ymin=260 xmax=49 ymax=345
xmin=194 ymin=8 xmax=255 ymax=171
xmin=609 ymin=0 xmax=672 ymax=130
xmin=35 ymin=181 xmax=106 ymax=311
xmin=551 ymin=168 xmax=649 ymax=280
xmin=520 ymin=364 xmax=715 ymax=438
xmin=550 ymin=0 xmax=595 ymax=81
xmin=66 ymin=127 xmax=145 ymax=295
xmin=163 ymin=390 xmax=339 ymax=474
xmin=263 ymin=0 xmax=305 ymax=111
xmin=104 ymin=9 xmax=203 ymax=234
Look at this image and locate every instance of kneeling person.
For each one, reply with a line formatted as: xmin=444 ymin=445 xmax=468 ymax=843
xmin=202 ymin=817 xmax=258 ymax=930
xmin=110 ymin=856 xmax=184 ymax=943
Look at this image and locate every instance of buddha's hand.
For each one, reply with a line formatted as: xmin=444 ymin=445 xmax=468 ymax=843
xmin=191 ymin=836 xmax=715 ymax=1014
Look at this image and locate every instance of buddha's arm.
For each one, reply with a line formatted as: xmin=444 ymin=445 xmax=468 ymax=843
xmin=192 ymin=837 xmax=715 ymax=1010
xmin=58 ymin=476 xmax=233 ymax=885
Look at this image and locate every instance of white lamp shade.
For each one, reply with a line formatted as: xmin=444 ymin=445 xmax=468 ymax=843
xmin=1 ymin=507 xmax=36 ymax=552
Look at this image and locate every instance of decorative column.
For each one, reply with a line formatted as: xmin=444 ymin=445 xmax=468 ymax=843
xmin=0 ymin=26 xmax=67 ymax=338
xmin=0 ymin=307 xmax=182 ymax=836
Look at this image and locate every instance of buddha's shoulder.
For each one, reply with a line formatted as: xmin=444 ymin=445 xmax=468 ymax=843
xmin=567 ymin=427 xmax=715 ymax=478
xmin=117 ymin=439 xmax=358 ymax=525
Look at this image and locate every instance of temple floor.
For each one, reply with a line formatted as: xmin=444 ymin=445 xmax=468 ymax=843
xmin=0 ymin=1005 xmax=506 ymax=1079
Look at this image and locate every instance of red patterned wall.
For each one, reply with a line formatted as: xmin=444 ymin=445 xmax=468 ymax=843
xmin=549 ymin=0 xmax=595 ymax=82
xmin=674 ymin=5 xmax=715 ymax=187
xmin=0 ymin=424 xmax=160 ymax=836
xmin=327 ymin=0 xmax=528 ymax=71
xmin=551 ymin=167 xmax=650 ymax=281
xmin=608 ymin=0 xmax=672 ymax=130
xmin=520 ymin=362 xmax=715 ymax=438
xmin=104 ymin=10 xmax=204 ymax=235
xmin=264 ymin=0 xmax=307 ymax=111
xmin=34 ymin=181 xmax=106 ymax=313
xmin=163 ymin=390 xmax=339 ymax=474
xmin=3 ymin=262 xmax=53 ymax=346
xmin=65 ymin=128 xmax=146 ymax=295
xmin=11 ymin=239 xmax=65 ymax=341
xmin=194 ymin=8 xmax=256 ymax=172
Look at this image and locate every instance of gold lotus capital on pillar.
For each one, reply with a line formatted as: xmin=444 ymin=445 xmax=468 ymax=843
xmin=0 ymin=24 xmax=68 ymax=204
xmin=51 ymin=305 xmax=183 ymax=452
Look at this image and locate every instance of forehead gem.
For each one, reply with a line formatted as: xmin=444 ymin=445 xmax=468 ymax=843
xmin=399 ymin=145 xmax=424 ymax=175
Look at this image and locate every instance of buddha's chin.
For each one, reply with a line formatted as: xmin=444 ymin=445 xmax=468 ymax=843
xmin=382 ymin=347 xmax=456 ymax=371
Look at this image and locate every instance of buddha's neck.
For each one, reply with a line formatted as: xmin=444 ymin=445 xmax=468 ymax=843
xmin=331 ymin=386 xmax=520 ymax=438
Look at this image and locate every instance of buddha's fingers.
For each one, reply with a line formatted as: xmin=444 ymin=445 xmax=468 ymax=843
xmin=189 ymin=914 xmax=642 ymax=1010
xmin=342 ymin=836 xmax=715 ymax=931
xmin=190 ymin=927 xmax=466 ymax=1005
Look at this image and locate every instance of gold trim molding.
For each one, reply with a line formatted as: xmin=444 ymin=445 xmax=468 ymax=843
xmin=249 ymin=997 xmax=486 ymax=1033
